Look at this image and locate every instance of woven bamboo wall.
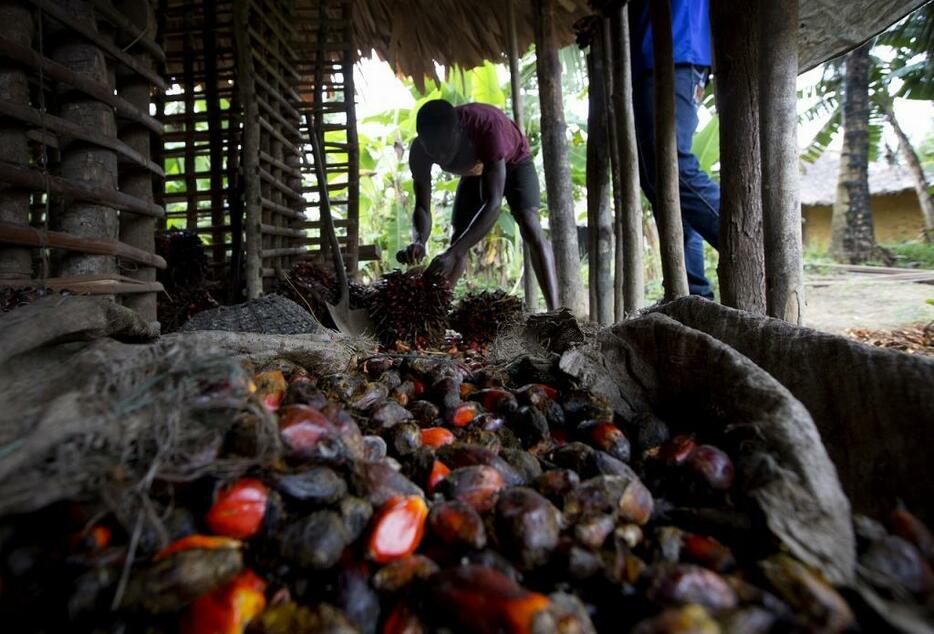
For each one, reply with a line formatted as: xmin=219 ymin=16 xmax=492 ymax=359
xmin=0 ymin=0 xmax=166 ymax=322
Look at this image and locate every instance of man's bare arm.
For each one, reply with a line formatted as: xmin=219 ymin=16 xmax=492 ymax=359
xmin=400 ymin=139 xmax=434 ymax=264
xmin=446 ymin=159 xmax=505 ymax=257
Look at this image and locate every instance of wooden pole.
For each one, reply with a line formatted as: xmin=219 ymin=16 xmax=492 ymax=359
xmin=610 ymin=6 xmax=644 ymax=316
xmin=506 ymin=0 xmax=537 ymax=312
xmin=182 ymin=11 xmax=197 ymax=230
xmin=204 ymin=0 xmax=226 ymax=270
xmin=0 ymin=1 xmax=33 ymax=281
xmin=585 ymin=20 xmax=613 ymax=325
xmin=711 ymin=0 xmax=766 ymax=312
xmin=760 ymin=0 xmax=803 ymax=323
xmin=602 ymin=16 xmax=623 ymax=320
xmin=49 ymin=0 xmax=119 ymax=284
xmin=533 ymin=0 xmax=586 ymax=315
xmin=648 ymin=0 xmax=688 ymax=300
xmin=234 ymin=0 xmax=262 ymax=298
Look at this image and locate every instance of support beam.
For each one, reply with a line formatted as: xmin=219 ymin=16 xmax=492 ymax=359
xmin=760 ymin=0 xmax=803 ymax=323
xmin=507 ymin=0 xmax=537 ymax=312
xmin=648 ymin=0 xmax=688 ymax=300
xmin=234 ymin=0 xmax=262 ymax=298
xmin=533 ymin=0 xmax=585 ymax=315
xmin=711 ymin=0 xmax=766 ymax=312
xmin=610 ymin=6 xmax=644 ymax=316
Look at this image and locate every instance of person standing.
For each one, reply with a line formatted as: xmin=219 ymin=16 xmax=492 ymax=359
xmin=630 ymin=0 xmax=721 ymax=299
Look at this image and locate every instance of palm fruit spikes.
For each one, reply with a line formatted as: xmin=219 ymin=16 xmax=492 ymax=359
xmin=367 ymin=269 xmax=453 ymax=348
xmin=449 ymin=289 xmax=525 ymax=346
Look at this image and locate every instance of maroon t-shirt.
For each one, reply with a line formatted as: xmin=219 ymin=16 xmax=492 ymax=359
xmin=456 ymin=103 xmax=531 ymax=167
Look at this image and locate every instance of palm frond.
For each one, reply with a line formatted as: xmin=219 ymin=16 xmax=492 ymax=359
xmin=802 ymin=108 xmax=842 ymax=163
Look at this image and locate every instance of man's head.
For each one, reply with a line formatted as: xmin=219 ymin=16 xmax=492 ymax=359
xmin=416 ymin=99 xmax=459 ymax=164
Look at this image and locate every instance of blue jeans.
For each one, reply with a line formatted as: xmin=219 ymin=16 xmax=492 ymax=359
xmin=632 ymin=65 xmax=721 ymax=299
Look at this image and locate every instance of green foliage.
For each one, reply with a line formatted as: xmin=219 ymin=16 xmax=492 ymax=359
xmin=691 ymin=115 xmax=720 ymax=178
xmin=884 ymin=240 xmax=934 ymax=269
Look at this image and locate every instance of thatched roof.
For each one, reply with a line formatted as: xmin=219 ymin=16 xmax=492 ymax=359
xmin=800 ymin=151 xmax=932 ymax=206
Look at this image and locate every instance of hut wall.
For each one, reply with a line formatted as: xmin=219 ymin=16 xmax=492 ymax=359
xmin=0 ymin=0 xmax=166 ymax=321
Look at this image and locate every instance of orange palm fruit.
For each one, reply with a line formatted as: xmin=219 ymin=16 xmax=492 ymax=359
xmin=420 ymin=427 xmax=456 ymax=448
xmin=368 ymin=496 xmax=429 ymax=564
xmin=205 ymin=478 xmax=269 ymax=540
xmin=449 ymin=402 xmax=480 ymax=427
xmin=428 ymin=460 xmax=451 ymax=493
xmin=155 ymin=535 xmax=243 ymax=561
xmin=181 ymin=569 xmax=267 ymax=634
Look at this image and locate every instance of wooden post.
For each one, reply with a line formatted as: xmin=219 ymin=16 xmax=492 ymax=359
xmin=711 ymin=0 xmax=766 ymax=312
xmin=533 ymin=0 xmax=586 ymax=315
xmin=0 ymin=1 xmax=33 ymax=281
xmin=234 ymin=0 xmax=262 ymax=298
xmin=49 ymin=0 xmax=119 ymax=283
xmin=585 ymin=20 xmax=613 ymax=325
xmin=602 ymin=16 xmax=623 ymax=320
xmin=648 ymin=0 xmax=688 ymax=300
xmin=182 ymin=10 xmax=197 ymax=230
xmin=506 ymin=0 xmax=537 ymax=312
xmin=116 ymin=0 xmax=158 ymax=323
xmin=610 ymin=6 xmax=644 ymax=316
xmin=204 ymin=0 xmax=226 ymax=270
xmin=760 ymin=0 xmax=803 ymax=323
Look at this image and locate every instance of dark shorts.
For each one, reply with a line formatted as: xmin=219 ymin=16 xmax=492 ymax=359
xmin=452 ymin=158 xmax=540 ymax=241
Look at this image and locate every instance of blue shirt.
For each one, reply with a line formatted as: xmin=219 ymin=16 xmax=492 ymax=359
xmin=630 ymin=0 xmax=712 ymax=77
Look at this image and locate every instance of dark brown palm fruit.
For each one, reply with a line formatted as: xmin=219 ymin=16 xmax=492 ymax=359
xmin=564 ymin=474 xmax=654 ymax=526
xmin=499 ymin=448 xmax=543 ymax=484
xmin=646 ymin=563 xmax=738 ymax=612
xmin=363 ymin=355 xmax=396 ymax=379
xmin=652 ymin=435 xmax=698 ymax=465
xmin=318 ymin=373 xmax=364 ymax=403
xmin=617 ymin=524 xmax=644 ymax=549
xmin=249 ymin=602 xmax=358 ymax=634
xmin=551 ymin=442 xmax=597 ymax=474
xmin=350 ymin=461 xmax=424 ymax=507
xmin=631 ymin=604 xmax=720 ymax=634
xmin=565 ymin=544 xmax=603 ymax=579
xmin=449 ymin=289 xmax=524 ymax=345
xmin=283 ymin=380 xmax=328 ymax=409
xmin=574 ymin=514 xmax=616 ymax=550
xmin=469 ymin=389 xmax=519 ymax=415
xmin=439 ymin=465 xmax=506 ymax=514
xmin=546 ymin=592 xmax=598 ymax=634
xmin=278 ymin=405 xmax=363 ymax=465
xmin=389 ymin=422 xmax=423 ymax=458
xmin=514 ymin=405 xmax=550 ymax=445
xmin=428 ymin=565 xmax=552 ymax=634
xmin=560 ymin=390 xmax=613 ymax=425
xmin=278 ymin=511 xmax=349 ymax=570
xmin=368 ymin=269 xmax=453 ymax=347
xmin=577 ymin=420 xmax=631 ymax=463
xmin=372 ymin=555 xmax=440 ymax=593
xmin=391 ymin=380 xmax=417 ymax=407
xmin=861 ymin=535 xmax=934 ymax=596
xmin=759 ymin=555 xmax=854 ymax=632
xmin=680 ymin=533 xmax=736 ymax=572
xmin=437 ymin=444 xmax=524 ymax=487
xmin=362 ymin=435 xmax=388 ymax=461
xmin=431 ymin=376 xmax=463 ymax=415
xmin=685 ymin=445 xmax=735 ymax=491
xmin=630 ymin=412 xmax=671 ymax=453
xmin=274 ymin=467 xmax=347 ymax=505
xmin=532 ymin=469 xmax=581 ymax=504
xmin=514 ymin=383 xmax=559 ymax=407
xmin=123 ymin=546 xmax=243 ymax=614
xmin=472 ymin=412 xmax=505 ymax=433
xmin=656 ymin=526 xmax=685 ymax=562
xmin=321 ymin=405 xmax=367 ymax=459
xmin=890 ymin=502 xmax=934 ymax=562
xmin=340 ymin=497 xmax=374 ymax=543
xmin=407 ymin=400 xmax=440 ymax=426
xmin=495 ymin=487 xmax=562 ymax=570
xmin=371 ymin=401 xmax=413 ymax=429
xmin=459 ymin=429 xmax=503 ymax=452
xmin=379 ymin=369 xmax=403 ymax=392
xmin=428 ymin=500 xmax=488 ymax=550
xmin=350 ymin=382 xmax=389 ymax=412
xmin=382 ymin=601 xmax=426 ymax=634
xmin=719 ymin=607 xmax=779 ymax=634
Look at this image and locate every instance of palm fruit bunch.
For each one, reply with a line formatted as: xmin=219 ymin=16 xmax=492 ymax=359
xmin=276 ymin=260 xmax=337 ymax=321
xmin=155 ymin=229 xmax=219 ymax=332
xmin=367 ymin=269 xmax=452 ymax=348
xmin=0 ymin=286 xmax=59 ymax=313
xmin=449 ymin=289 xmax=524 ymax=347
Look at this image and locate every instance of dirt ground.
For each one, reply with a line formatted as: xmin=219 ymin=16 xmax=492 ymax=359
xmin=803 ymin=274 xmax=934 ymax=334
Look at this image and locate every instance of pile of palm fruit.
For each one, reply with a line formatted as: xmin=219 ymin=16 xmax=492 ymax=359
xmin=1 ymin=340 xmax=931 ymax=633
xmin=155 ymin=229 xmax=220 ymax=332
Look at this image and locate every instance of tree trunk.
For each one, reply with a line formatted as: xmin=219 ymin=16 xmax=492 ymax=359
xmin=648 ymin=0 xmax=689 ymax=300
xmin=830 ymin=43 xmax=875 ymax=263
xmin=586 ymin=22 xmax=614 ymax=325
xmin=534 ymin=0 xmax=586 ymax=315
xmin=759 ymin=0 xmax=803 ymax=323
xmin=507 ymin=0 xmax=538 ymax=311
xmin=711 ymin=0 xmax=767 ymax=313
xmin=610 ymin=7 xmax=644 ymax=316
xmin=602 ymin=16 xmax=624 ymax=320
xmin=881 ymin=97 xmax=934 ymax=244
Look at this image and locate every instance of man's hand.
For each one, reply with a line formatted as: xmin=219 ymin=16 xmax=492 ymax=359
xmin=396 ymin=242 xmax=426 ymax=265
xmin=426 ymin=250 xmax=458 ymax=283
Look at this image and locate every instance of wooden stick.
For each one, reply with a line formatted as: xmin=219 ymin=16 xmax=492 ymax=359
xmin=760 ymin=0 xmax=803 ymax=323
xmin=24 ymin=0 xmax=166 ymax=90
xmin=0 ymin=222 xmax=166 ymax=268
xmin=259 ymin=150 xmax=303 ymax=179
xmin=203 ymin=0 xmax=225 ymax=268
xmin=260 ymin=222 xmax=306 ymax=238
xmin=259 ymin=168 xmax=304 ymax=202
xmin=0 ymin=36 xmax=163 ymax=135
xmin=260 ymin=246 xmax=308 ymax=258
xmin=0 ymin=99 xmax=163 ymax=175
xmin=342 ymin=2 xmax=360 ymax=274
xmin=254 ymin=73 xmax=302 ymax=121
xmin=648 ymin=0 xmax=688 ymax=299
xmin=0 ymin=163 xmax=163 ymax=217
xmin=256 ymin=94 xmax=302 ymax=139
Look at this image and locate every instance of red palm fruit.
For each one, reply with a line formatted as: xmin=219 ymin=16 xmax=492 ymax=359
xmin=441 ymin=466 xmax=505 ymax=513
xmin=578 ymin=420 xmax=631 ymax=463
xmin=277 ymin=404 xmax=337 ymax=458
xmin=890 ymin=502 xmax=934 ymax=562
xmin=681 ymin=533 xmax=736 ymax=572
xmin=653 ymin=435 xmax=697 ymax=465
xmin=470 ymin=389 xmax=518 ymax=415
xmin=430 ymin=565 xmax=551 ymax=634
xmin=155 ymin=534 xmax=242 ymax=560
xmin=383 ymin=601 xmax=425 ymax=634
xmin=449 ymin=402 xmax=480 ymax=427
xmin=411 ymin=379 xmax=427 ymax=398
xmin=647 ymin=563 xmax=738 ymax=612
xmin=421 ymin=427 xmax=456 ymax=448
xmin=686 ymin=445 xmax=735 ymax=491
xmin=68 ymin=524 xmax=112 ymax=552
xmin=254 ymin=370 xmax=287 ymax=411
xmin=181 ymin=569 xmax=267 ymax=634
xmin=427 ymin=500 xmax=487 ymax=549
xmin=368 ymin=496 xmax=429 ymax=564
xmin=514 ymin=384 xmax=558 ymax=406
xmin=428 ymin=461 xmax=451 ymax=493
xmin=206 ymin=478 xmax=269 ymax=539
